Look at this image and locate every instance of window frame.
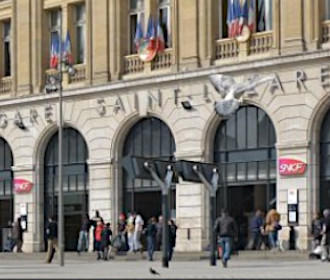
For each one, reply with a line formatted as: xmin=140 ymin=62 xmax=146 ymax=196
xmin=129 ymin=0 xmax=145 ymax=54
xmin=74 ymin=3 xmax=86 ymax=64
xmin=158 ymin=0 xmax=172 ymax=48
xmin=2 ymin=20 xmax=10 ymax=77
xmin=48 ymin=9 xmax=61 ymax=69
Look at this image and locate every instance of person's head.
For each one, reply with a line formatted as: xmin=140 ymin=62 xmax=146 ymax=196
xmin=150 ymin=217 xmax=156 ymax=224
xmin=119 ymin=213 xmax=126 ymax=221
xmin=95 ymin=210 xmax=100 ymax=217
xmin=256 ymin=209 xmax=262 ymax=217
xmin=17 ymin=217 xmax=21 ymax=223
xmin=221 ymin=208 xmax=229 ymax=217
xmin=323 ymin=209 xmax=330 ymax=218
xmin=158 ymin=215 xmax=163 ymax=223
xmin=106 ymin=222 xmax=110 ymax=228
xmin=314 ymin=212 xmax=321 ymax=220
xmin=48 ymin=216 xmax=55 ymax=223
xmin=132 ymin=212 xmax=137 ymax=217
xmin=169 ymin=219 xmax=175 ymax=226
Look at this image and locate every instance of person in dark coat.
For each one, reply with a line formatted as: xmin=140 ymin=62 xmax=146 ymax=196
xmin=311 ymin=212 xmax=323 ymax=250
xmin=77 ymin=214 xmax=91 ymax=254
xmin=12 ymin=217 xmax=23 ymax=253
xmin=145 ymin=217 xmax=157 ymax=261
xmin=214 ymin=209 xmax=238 ymax=268
xmin=45 ymin=216 xmax=58 ymax=263
xmin=249 ymin=210 xmax=264 ymax=250
xmin=155 ymin=215 xmax=163 ymax=251
xmin=101 ymin=223 xmax=112 ymax=260
xmin=321 ymin=209 xmax=330 ymax=262
xmin=168 ymin=219 xmax=177 ymax=261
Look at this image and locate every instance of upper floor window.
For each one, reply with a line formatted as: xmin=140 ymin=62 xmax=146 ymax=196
xmin=2 ymin=20 xmax=11 ymax=77
xmin=49 ymin=9 xmax=61 ymax=68
xmin=158 ymin=0 xmax=171 ymax=48
xmin=129 ymin=0 xmax=144 ymax=54
xmin=324 ymin=0 xmax=330 ymax=20
xmin=218 ymin=0 xmax=272 ymax=39
xmin=74 ymin=3 xmax=86 ymax=64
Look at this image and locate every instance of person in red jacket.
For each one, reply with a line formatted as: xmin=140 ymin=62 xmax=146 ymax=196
xmin=95 ymin=220 xmax=104 ymax=260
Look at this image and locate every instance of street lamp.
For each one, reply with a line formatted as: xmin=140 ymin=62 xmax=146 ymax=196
xmin=44 ymin=15 xmax=76 ymax=267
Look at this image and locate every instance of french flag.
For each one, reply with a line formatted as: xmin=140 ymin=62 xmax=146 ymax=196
xmin=227 ymin=0 xmax=240 ymax=38
xmin=50 ymin=35 xmax=59 ymax=69
xmin=134 ymin=20 xmax=144 ymax=51
xmin=156 ymin=21 xmax=165 ymax=52
xmin=63 ymin=31 xmax=73 ymax=65
xmin=239 ymin=0 xmax=249 ymax=34
xmin=146 ymin=16 xmax=156 ymax=51
xmin=248 ymin=0 xmax=256 ymax=32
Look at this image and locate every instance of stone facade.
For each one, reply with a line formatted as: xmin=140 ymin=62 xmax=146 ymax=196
xmin=0 ymin=0 xmax=330 ymax=252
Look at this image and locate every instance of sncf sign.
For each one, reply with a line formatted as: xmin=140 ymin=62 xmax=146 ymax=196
xmin=14 ymin=178 xmax=33 ymax=193
xmin=279 ymin=158 xmax=307 ymax=176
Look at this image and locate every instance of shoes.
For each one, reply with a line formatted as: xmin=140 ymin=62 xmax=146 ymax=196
xmin=222 ymin=259 xmax=227 ymax=268
xmin=103 ymin=258 xmax=108 ymax=261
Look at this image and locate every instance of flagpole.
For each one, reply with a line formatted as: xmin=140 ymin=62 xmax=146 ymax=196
xmin=58 ymin=10 xmax=64 ymax=267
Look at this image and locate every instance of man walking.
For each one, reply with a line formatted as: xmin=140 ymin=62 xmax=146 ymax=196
xmin=45 ymin=216 xmax=58 ymax=263
xmin=321 ymin=209 xmax=330 ymax=262
xmin=214 ymin=209 xmax=238 ymax=268
xmin=249 ymin=209 xmax=264 ymax=250
xmin=77 ymin=214 xmax=91 ymax=254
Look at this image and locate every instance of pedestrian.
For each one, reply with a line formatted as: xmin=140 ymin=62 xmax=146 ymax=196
xmin=45 ymin=216 xmax=58 ymax=263
xmin=311 ymin=212 xmax=323 ymax=251
xmin=77 ymin=213 xmax=91 ymax=254
xmin=145 ymin=217 xmax=157 ymax=261
xmin=126 ymin=213 xmax=135 ymax=252
xmin=265 ymin=208 xmax=282 ymax=251
xmin=101 ymin=223 xmax=112 ymax=260
xmin=12 ymin=217 xmax=23 ymax=253
xmin=214 ymin=209 xmax=238 ymax=268
xmin=321 ymin=209 xmax=330 ymax=262
xmin=133 ymin=212 xmax=144 ymax=253
xmin=95 ymin=220 xmax=104 ymax=260
xmin=155 ymin=215 xmax=163 ymax=251
xmin=168 ymin=219 xmax=177 ymax=261
xmin=249 ymin=209 xmax=264 ymax=250
xmin=117 ymin=213 xmax=128 ymax=252
xmin=91 ymin=210 xmax=104 ymax=251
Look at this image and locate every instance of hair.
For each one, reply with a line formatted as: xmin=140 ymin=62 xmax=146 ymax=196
xmin=221 ymin=208 xmax=228 ymax=215
xmin=106 ymin=222 xmax=110 ymax=227
xmin=323 ymin=209 xmax=330 ymax=218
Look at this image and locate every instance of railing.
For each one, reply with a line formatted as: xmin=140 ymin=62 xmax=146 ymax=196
xmin=151 ymin=49 xmax=173 ymax=70
xmin=0 ymin=76 xmax=12 ymax=94
xmin=124 ymin=54 xmax=144 ymax=74
xmin=45 ymin=68 xmax=59 ymax=82
xmin=215 ymin=38 xmax=239 ymax=59
xmin=322 ymin=20 xmax=330 ymax=43
xmin=69 ymin=64 xmax=86 ymax=83
xmin=249 ymin=31 xmax=273 ymax=55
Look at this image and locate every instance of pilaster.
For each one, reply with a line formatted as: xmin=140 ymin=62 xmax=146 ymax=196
xmin=304 ymin=0 xmax=321 ymax=50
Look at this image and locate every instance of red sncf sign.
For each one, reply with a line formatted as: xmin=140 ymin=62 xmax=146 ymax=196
xmin=279 ymin=158 xmax=307 ymax=175
xmin=13 ymin=178 xmax=33 ymax=193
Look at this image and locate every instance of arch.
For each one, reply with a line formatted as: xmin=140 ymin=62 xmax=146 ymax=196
xmin=0 ymin=136 xmax=14 ymax=251
xmin=210 ymin=104 xmax=277 ymax=250
xmin=42 ymin=126 xmax=89 ymax=251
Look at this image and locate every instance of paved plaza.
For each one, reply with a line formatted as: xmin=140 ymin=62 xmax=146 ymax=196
xmin=0 ymin=252 xmax=329 ymax=279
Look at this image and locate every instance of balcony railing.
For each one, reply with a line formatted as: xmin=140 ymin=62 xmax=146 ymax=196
xmin=151 ymin=49 xmax=173 ymax=71
xmin=322 ymin=20 xmax=330 ymax=43
xmin=215 ymin=38 xmax=239 ymax=59
xmin=69 ymin=64 xmax=86 ymax=84
xmin=249 ymin=31 xmax=273 ymax=55
xmin=0 ymin=76 xmax=12 ymax=94
xmin=124 ymin=54 xmax=145 ymax=74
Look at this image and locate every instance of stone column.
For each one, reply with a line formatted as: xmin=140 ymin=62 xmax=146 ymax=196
xmin=304 ymin=0 xmax=321 ymax=50
xmin=276 ymin=142 xmax=310 ymax=250
xmin=87 ymin=159 xmax=112 ymax=223
xmin=91 ymin=0 xmax=109 ymax=84
xmin=178 ymin=0 xmax=199 ymax=70
xmin=16 ymin=0 xmax=32 ymax=95
xmin=175 ymin=150 xmax=207 ymax=252
xmin=280 ymin=0 xmax=305 ymax=54
xmin=12 ymin=164 xmax=42 ymax=252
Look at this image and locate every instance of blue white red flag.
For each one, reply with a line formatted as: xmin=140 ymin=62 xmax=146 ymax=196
xmin=239 ymin=0 xmax=249 ymax=34
xmin=227 ymin=0 xmax=240 ymax=38
xmin=50 ymin=35 xmax=59 ymax=69
xmin=146 ymin=16 xmax=156 ymax=51
xmin=156 ymin=21 xmax=165 ymax=52
xmin=248 ymin=0 xmax=256 ymax=32
xmin=63 ymin=31 xmax=73 ymax=65
xmin=134 ymin=20 xmax=144 ymax=51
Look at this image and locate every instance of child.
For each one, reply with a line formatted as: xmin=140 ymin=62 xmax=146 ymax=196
xmin=95 ymin=220 xmax=104 ymax=260
xmin=101 ymin=223 xmax=112 ymax=260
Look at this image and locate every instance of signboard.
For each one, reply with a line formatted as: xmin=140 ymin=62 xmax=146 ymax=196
xmin=14 ymin=178 xmax=33 ymax=193
xmin=279 ymin=158 xmax=307 ymax=176
xmin=287 ymin=189 xmax=298 ymax=204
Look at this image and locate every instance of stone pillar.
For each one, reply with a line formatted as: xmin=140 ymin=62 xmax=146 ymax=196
xmin=12 ymin=164 xmax=42 ymax=252
xmin=91 ymin=0 xmax=109 ymax=84
xmin=175 ymin=151 xmax=207 ymax=252
xmin=276 ymin=143 xmax=310 ymax=250
xmin=304 ymin=0 xmax=321 ymax=50
xmin=16 ymin=0 xmax=32 ymax=95
xmin=281 ymin=0 xmax=305 ymax=54
xmin=178 ymin=0 xmax=199 ymax=70
xmin=87 ymin=160 xmax=112 ymax=223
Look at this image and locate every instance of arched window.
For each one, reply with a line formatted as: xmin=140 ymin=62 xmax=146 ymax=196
xmin=122 ymin=117 xmax=176 ymax=220
xmin=0 ymin=138 xmax=13 ymax=241
xmin=44 ymin=128 xmax=88 ymax=251
xmin=213 ymin=105 xmax=276 ymax=249
xmin=319 ymin=110 xmax=330 ymax=211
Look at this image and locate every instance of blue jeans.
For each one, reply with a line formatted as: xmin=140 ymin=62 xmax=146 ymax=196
xmin=268 ymin=231 xmax=278 ymax=249
xmin=219 ymin=237 xmax=232 ymax=262
xmin=77 ymin=230 xmax=89 ymax=252
xmin=147 ymin=236 xmax=155 ymax=261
